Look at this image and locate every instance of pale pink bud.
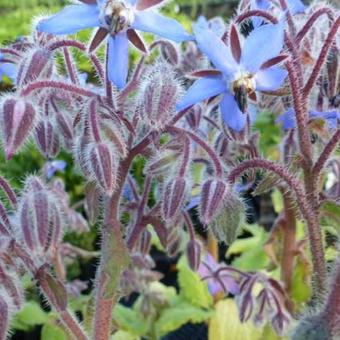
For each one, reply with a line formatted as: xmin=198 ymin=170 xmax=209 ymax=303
xmin=35 ymin=119 xmax=60 ymax=158
xmin=138 ymin=61 xmax=181 ymax=128
xmin=17 ymin=177 xmax=63 ymax=259
xmin=162 ymin=177 xmax=187 ymax=221
xmin=87 ymin=142 xmax=116 ymax=193
xmin=84 ymin=181 xmax=102 ymax=224
xmin=0 ymin=291 xmax=12 ymax=340
xmin=199 ymin=179 xmax=228 ymax=225
xmin=17 ymin=48 xmax=52 ymax=86
xmin=159 ymin=41 xmax=179 ymax=65
xmin=139 ymin=229 xmax=152 ymax=255
xmin=1 ymin=97 xmax=36 ymax=160
xmin=185 ymin=105 xmax=202 ymax=131
xmin=186 ymin=240 xmax=201 ymax=271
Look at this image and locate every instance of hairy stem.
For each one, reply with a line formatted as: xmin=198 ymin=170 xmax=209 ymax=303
xmin=228 ymin=159 xmax=326 ymax=293
xmin=303 ymin=16 xmax=340 ymax=98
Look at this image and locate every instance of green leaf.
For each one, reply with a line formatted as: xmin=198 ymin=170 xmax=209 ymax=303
xmin=41 ymin=322 xmax=67 ymax=340
xmin=320 ymin=201 xmax=340 ymax=231
xmin=227 ymin=225 xmax=270 ymax=271
xmin=177 ymin=257 xmax=213 ymax=308
xmin=12 ymin=301 xmax=48 ymax=331
xmin=271 ymin=189 xmax=283 ymax=214
xmin=155 ymin=303 xmax=212 ymax=337
xmin=113 ymin=304 xmax=149 ymax=336
xmin=208 ymin=299 xmax=263 ymax=340
xmin=111 ymin=330 xmax=140 ymax=340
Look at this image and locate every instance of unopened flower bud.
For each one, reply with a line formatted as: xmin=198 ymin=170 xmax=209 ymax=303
xmin=162 ymin=177 xmax=187 ymax=221
xmin=166 ymin=227 xmax=182 ymax=257
xmin=55 ymin=110 xmax=73 ymax=141
xmin=0 ymin=265 xmax=24 ymax=310
xmin=159 ymin=41 xmax=179 ymax=66
xmin=139 ymin=61 xmax=181 ymax=129
xmin=87 ymin=142 xmax=116 ymax=193
xmin=17 ymin=177 xmax=63 ymax=260
xmin=1 ymin=97 xmax=36 ymax=160
xmin=84 ymin=181 xmax=102 ymax=224
xmin=199 ymin=179 xmax=228 ymax=225
xmin=144 ymin=149 xmax=181 ymax=177
xmin=186 ymin=240 xmax=201 ymax=271
xmin=17 ymin=48 xmax=52 ymax=86
xmin=292 ymin=316 xmax=331 ymax=340
xmin=185 ymin=105 xmax=202 ymax=131
xmin=139 ymin=229 xmax=152 ymax=255
xmin=0 ymin=291 xmax=12 ymax=340
xmin=210 ymin=189 xmax=246 ymax=244
xmin=35 ymin=118 xmax=60 ymax=158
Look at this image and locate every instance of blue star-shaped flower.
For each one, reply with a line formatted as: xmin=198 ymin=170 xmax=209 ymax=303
xmin=177 ymin=17 xmax=287 ymax=131
xmin=0 ymin=52 xmax=17 ymax=82
xmin=37 ymin=0 xmax=192 ymax=89
xmin=277 ymin=108 xmax=340 ymax=130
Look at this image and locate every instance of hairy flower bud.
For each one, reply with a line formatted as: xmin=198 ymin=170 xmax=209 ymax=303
xmin=292 ymin=316 xmax=331 ymax=340
xmin=17 ymin=48 xmax=52 ymax=86
xmin=162 ymin=177 xmax=187 ymax=221
xmin=166 ymin=226 xmax=182 ymax=257
xmin=0 ymin=265 xmax=24 ymax=310
xmin=186 ymin=239 xmax=201 ymax=271
xmin=1 ymin=97 xmax=36 ymax=160
xmin=138 ymin=61 xmax=182 ymax=128
xmin=199 ymin=179 xmax=228 ymax=225
xmin=84 ymin=181 xmax=102 ymax=224
xmin=87 ymin=142 xmax=116 ymax=193
xmin=0 ymin=290 xmax=12 ymax=340
xmin=35 ymin=118 xmax=60 ymax=158
xmin=185 ymin=105 xmax=202 ymax=131
xmin=16 ymin=177 xmax=63 ymax=261
xmin=139 ymin=229 xmax=152 ymax=256
xmin=210 ymin=189 xmax=246 ymax=244
xmin=159 ymin=41 xmax=179 ymax=65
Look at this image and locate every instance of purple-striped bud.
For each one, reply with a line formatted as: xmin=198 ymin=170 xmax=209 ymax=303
xmin=166 ymin=226 xmax=182 ymax=257
xmin=16 ymin=177 xmax=63 ymax=260
xmin=159 ymin=41 xmax=179 ymax=66
xmin=17 ymin=48 xmax=52 ymax=86
xmin=185 ymin=105 xmax=202 ymax=131
xmin=0 ymin=265 xmax=24 ymax=310
xmin=35 ymin=119 xmax=60 ymax=158
xmin=0 ymin=291 xmax=12 ymax=340
xmin=139 ymin=229 xmax=152 ymax=255
xmin=199 ymin=179 xmax=228 ymax=225
xmin=1 ymin=97 xmax=36 ymax=160
xmin=55 ymin=110 xmax=73 ymax=142
xmin=101 ymin=117 xmax=127 ymax=158
xmin=210 ymin=189 xmax=246 ymax=244
xmin=87 ymin=142 xmax=116 ymax=193
xmin=162 ymin=177 xmax=187 ymax=221
xmin=84 ymin=181 xmax=102 ymax=224
xmin=138 ymin=61 xmax=181 ymax=129
xmin=144 ymin=149 xmax=180 ymax=177
xmin=186 ymin=240 xmax=201 ymax=271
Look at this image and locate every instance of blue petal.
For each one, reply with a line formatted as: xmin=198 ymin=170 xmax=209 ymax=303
xmin=241 ymin=22 xmax=284 ymax=72
xmin=310 ymin=110 xmax=339 ymax=129
xmin=220 ymin=92 xmax=247 ymax=131
xmin=193 ymin=17 xmax=236 ymax=76
xmin=0 ymin=63 xmax=17 ymax=82
xmin=176 ymin=77 xmax=225 ymax=112
xmin=276 ymin=108 xmax=296 ymax=130
xmin=132 ymin=10 xmax=193 ymax=42
xmin=108 ymin=33 xmax=129 ymax=89
xmin=251 ymin=0 xmax=271 ymax=27
xmin=255 ymin=67 xmax=287 ymax=91
xmin=287 ymin=0 xmax=305 ymax=14
xmin=37 ymin=4 xmax=100 ymax=35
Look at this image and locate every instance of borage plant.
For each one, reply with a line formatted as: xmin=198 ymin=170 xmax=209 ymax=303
xmin=0 ymin=0 xmax=339 ymax=339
